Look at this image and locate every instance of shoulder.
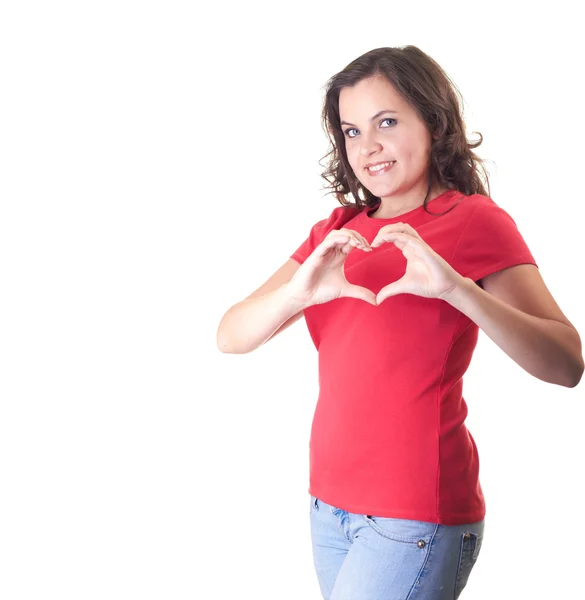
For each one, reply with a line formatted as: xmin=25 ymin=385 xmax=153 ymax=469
xmin=454 ymin=193 xmax=522 ymax=230
xmin=456 ymin=193 xmax=495 ymax=216
xmin=328 ymin=203 xmax=363 ymax=222
xmin=291 ymin=203 xmax=364 ymax=263
xmin=310 ymin=203 xmax=363 ymax=231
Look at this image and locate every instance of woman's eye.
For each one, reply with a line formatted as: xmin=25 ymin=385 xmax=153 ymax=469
xmin=344 ymin=118 xmax=397 ymax=138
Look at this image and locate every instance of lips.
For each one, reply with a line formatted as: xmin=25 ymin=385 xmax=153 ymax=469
xmin=365 ymin=160 xmax=395 ymax=169
xmin=365 ymin=161 xmax=396 ymax=175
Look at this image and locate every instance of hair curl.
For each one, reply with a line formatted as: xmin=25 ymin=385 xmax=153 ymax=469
xmin=319 ymin=45 xmax=491 ymax=215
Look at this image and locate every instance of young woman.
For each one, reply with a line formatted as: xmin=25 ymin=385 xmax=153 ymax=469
xmin=216 ymin=45 xmax=584 ymax=600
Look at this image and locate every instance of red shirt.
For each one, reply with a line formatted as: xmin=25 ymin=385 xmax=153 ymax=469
xmin=290 ymin=190 xmax=537 ymax=525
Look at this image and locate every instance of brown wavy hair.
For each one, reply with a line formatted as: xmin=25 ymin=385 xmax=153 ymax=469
xmin=319 ymin=45 xmax=491 ymax=214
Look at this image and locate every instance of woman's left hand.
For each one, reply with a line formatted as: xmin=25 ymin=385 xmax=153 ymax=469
xmin=370 ymin=223 xmax=466 ymax=304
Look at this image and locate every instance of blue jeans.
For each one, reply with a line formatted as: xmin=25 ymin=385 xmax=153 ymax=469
xmin=309 ymin=494 xmax=485 ymax=600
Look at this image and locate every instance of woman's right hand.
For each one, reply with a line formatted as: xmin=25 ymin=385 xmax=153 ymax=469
xmin=287 ymin=228 xmax=377 ymax=307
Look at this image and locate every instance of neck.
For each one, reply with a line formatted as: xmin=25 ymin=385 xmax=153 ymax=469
xmin=369 ymin=184 xmax=448 ymax=219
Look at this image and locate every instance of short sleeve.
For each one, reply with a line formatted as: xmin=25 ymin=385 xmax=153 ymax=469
xmin=290 ymin=205 xmax=362 ymax=265
xmin=453 ymin=197 xmax=538 ymax=282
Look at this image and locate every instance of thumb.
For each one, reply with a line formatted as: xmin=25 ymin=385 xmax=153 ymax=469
xmin=376 ymin=280 xmax=407 ymax=304
xmin=343 ymin=284 xmax=378 ymax=306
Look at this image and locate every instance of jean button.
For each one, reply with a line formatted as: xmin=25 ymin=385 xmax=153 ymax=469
xmin=417 ymin=540 xmax=426 ymax=549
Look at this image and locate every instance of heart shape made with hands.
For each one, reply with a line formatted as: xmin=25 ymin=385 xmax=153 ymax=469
xmin=353 ymin=222 xmax=464 ymax=305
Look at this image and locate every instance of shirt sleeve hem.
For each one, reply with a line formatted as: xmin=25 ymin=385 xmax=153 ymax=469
xmin=464 ymin=257 xmax=538 ymax=283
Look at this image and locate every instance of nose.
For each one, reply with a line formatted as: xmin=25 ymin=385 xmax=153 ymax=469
xmin=359 ymin=136 xmax=383 ymax=156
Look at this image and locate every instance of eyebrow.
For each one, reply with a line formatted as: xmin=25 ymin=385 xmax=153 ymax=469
xmin=340 ymin=109 xmax=398 ymax=127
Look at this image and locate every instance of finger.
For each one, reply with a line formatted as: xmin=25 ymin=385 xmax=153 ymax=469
xmin=380 ymin=223 xmax=424 ymax=241
xmin=376 ymin=278 xmax=408 ymax=303
xmin=321 ymin=232 xmax=370 ymax=257
xmin=400 ymin=226 xmax=423 ymax=242
xmin=343 ymin=229 xmax=370 ymax=248
xmin=330 ymin=231 xmax=360 ymax=245
xmin=387 ymin=233 xmax=425 ymax=255
xmin=344 ymin=234 xmax=368 ymax=252
xmin=344 ymin=285 xmax=378 ymax=305
xmin=320 ymin=232 xmax=359 ymax=254
xmin=344 ymin=233 xmax=364 ymax=254
xmin=356 ymin=233 xmax=372 ymax=251
xmin=371 ymin=231 xmax=415 ymax=248
xmin=352 ymin=237 xmax=371 ymax=252
xmin=341 ymin=242 xmax=351 ymax=254
xmin=339 ymin=229 xmax=371 ymax=251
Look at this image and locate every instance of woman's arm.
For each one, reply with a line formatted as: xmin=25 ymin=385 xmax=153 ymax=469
xmin=217 ymin=282 xmax=305 ymax=354
xmin=442 ymin=264 xmax=584 ymax=387
xmin=217 ymin=258 xmax=305 ymax=354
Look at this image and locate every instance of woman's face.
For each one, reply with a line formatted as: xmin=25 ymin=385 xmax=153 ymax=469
xmin=338 ymin=75 xmax=435 ymax=198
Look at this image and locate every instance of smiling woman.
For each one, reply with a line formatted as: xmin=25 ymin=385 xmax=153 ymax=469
xmin=319 ymin=45 xmax=490 ymax=221
xmin=217 ymin=44 xmax=584 ymax=600
xmin=337 ymin=75 xmax=452 ymax=218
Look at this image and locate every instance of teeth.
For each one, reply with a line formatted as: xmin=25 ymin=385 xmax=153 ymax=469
xmin=367 ymin=161 xmax=393 ymax=172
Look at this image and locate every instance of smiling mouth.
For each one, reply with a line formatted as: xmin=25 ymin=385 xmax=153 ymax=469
xmin=365 ymin=161 xmax=396 ymax=175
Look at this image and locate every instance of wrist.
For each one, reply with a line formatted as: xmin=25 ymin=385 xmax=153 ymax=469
xmin=440 ymin=276 xmax=477 ymax=308
xmin=279 ymin=282 xmax=313 ymax=312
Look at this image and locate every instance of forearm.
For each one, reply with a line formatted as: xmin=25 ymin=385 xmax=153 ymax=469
xmin=443 ymin=278 xmax=584 ymax=387
xmin=217 ymin=283 xmax=307 ymax=354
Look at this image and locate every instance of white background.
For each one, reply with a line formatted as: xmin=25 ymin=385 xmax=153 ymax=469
xmin=1 ymin=1 xmax=583 ymax=598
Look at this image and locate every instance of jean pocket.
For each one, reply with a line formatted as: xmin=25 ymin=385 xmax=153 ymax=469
xmin=363 ymin=514 xmax=437 ymax=545
xmin=454 ymin=531 xmax=483 ymax=599
xmin=309 ymin=494 xmax=318 ymax=514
